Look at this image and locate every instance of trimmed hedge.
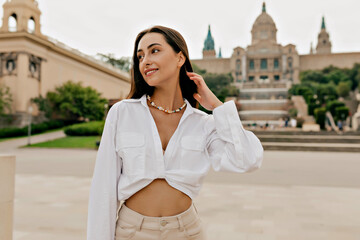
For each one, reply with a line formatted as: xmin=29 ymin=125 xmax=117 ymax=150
xmin=64 ymin=121 xmax=104 ymax=136
xmin=308 ymin=103 xmax=321 ymax=116
xmin=0 ymin=119 xmax=77 ymax=138
xmin=314 ymin=107 xmax=326 ymax=130
xmin=326 ymin=100 xmax=345 ymax=117
xmin=335 ymin=106 xmax=349 ymax=121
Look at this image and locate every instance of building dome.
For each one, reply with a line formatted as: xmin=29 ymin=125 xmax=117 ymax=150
xmin=251 ymin=2 xmax=277 ymax=45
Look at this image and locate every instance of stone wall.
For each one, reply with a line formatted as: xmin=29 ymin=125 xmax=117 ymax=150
xmin=191 ymin=58 xmax=231 ymax=74
xmin=0 ymin=155 xmax=16 ymax=240
xmin=300 ymin=52 xmax=360 ymax=71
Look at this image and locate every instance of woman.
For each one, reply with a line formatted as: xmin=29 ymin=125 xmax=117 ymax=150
xmin=87 ymin=25 xmax=263 ymax=240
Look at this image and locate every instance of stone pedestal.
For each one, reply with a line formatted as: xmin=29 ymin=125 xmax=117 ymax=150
xmin=302 ymin=123 xmax=320 ymax=132
xmin=0 ymin=155 xmax=16 ymax=240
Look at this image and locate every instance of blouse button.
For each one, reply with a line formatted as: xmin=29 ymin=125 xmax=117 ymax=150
xmin=160 ymin=220 xmax=168 ymax=226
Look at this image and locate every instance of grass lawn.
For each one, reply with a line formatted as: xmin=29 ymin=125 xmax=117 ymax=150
xmin=0 ymin=127 xmax=66 ymax=143
xmin=21 ymin=136 xmax=101 ymax=149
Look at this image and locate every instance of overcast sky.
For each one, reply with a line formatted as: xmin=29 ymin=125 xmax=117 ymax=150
xmin=2 ymin=0 xmax=360 ymax=60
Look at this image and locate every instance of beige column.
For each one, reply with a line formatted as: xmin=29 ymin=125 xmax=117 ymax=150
xmin=241 ymin=55 xmax=247 ymax=82
xmin=0 ymin=154 xmax=16 ymax=240
xmin=16 ymin=53 xmax=29 ymax=113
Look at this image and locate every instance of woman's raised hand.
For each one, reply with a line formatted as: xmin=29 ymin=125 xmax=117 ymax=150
xmin=186 ymin=72 xmax=223 ymax=111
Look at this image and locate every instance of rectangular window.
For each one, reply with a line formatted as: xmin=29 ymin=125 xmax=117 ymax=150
xmin=260 ymin=75 xmax=268 ymax=80
xmin=236 ymin=59 xmax=241 ymax=71
xmin=261 ymin=59 xmax=267 ymax=69
xmin=249 ymin=60 xmax=255 ymax=70
xmin=274 ymin=59 xmax=279 ymax=69
xmin=248 ymin=76 xmax=254 ymax=81
xmin=274 ymin=75 xmax=280 ymax=81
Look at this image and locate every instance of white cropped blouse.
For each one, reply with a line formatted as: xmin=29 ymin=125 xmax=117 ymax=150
xmin=87 ymin=93 xmax=263 ymax=240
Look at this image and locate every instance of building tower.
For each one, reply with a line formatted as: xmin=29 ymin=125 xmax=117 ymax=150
xmin=316 ymin=16 xmax=332 ymax=54
xmin=251 ymin=2 xmax=277 ymax=45
xmin=202 ymin=25 xmax=216 ymax=59
xmin=0 ymin=0 xmax=43 ymax=36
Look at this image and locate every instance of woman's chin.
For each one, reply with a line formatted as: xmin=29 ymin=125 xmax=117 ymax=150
xmin=145 ymin=79 xmax=161 ymax=87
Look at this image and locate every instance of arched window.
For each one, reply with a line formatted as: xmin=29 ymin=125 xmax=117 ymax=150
xmin=28 ymin=17 xmax=35 ymax=33
xmin=8 ymin=13 xmax=17 ymax=32
xmin=6 ymin=59 xmax=16 ymax=73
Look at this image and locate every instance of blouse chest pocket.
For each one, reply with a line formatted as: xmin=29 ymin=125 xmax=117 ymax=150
xmin=180 ymin=136 xmax=206 ymax=169
xmin=116 ymin=132 xmax=146 ymax=175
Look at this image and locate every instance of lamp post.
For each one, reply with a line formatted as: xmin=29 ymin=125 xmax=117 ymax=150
xmin=27 ymin=105 xmax=33 ymax=146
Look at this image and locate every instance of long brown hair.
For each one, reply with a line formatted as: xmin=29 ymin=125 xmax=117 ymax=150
xmin=126 ymin=25 xmax=198 ymax=108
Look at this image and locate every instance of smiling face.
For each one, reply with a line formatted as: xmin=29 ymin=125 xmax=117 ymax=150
xmin=136 ymin=32 xmax=185 ymax=88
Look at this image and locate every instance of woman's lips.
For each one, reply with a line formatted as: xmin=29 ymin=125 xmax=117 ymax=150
xmin=145 ymin=68 xmax=158 ymax=76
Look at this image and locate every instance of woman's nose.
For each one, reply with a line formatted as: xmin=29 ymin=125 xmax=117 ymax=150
xmin=142 ymin=54 xmax=151 ymax=65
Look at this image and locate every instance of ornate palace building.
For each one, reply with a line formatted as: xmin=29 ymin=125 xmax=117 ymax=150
xmin=192 ymin=3 xmax=360 ymax=89
xmin=192 ymin=3 xmax=360 ymax=127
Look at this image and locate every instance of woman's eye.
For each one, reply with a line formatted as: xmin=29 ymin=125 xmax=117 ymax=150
xmin=137 ymin=55 xmax=143 ymax=60
xmin=152 ymin=49 xmax=159 ymax=53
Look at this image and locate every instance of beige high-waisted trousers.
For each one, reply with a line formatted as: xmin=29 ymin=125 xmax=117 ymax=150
xmin=115 ymin=201 xmax=206 ymax=240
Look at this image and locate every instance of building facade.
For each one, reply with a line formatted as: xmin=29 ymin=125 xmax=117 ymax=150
xmin=192 ymin=3 xmax=360 ymax=88
xmin=0 ymin=0 xmax=130 ymax=127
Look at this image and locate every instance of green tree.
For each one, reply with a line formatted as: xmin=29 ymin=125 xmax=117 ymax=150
xmin=0 ymin=85 xmax=13 ymax=116
xmin=192 ymin=64 xmax=237 ymax=111
xmin=46 ymin=81 xmax=108 ymax=121
xmin=326 ymin=100 xmax=345 ymax=117
xmin=349 ymin=63 xmax=360 ymax=91
xmin=325 ymin=69 xmax=350 ymax=85
xmin=316 ymin=82 xmax=337 ymax=105
xmin=335 ymin=106 xmax=349 ymax=122
xmin=203 ymin=72 xmax=233 ymax=101
xmin=97 ymin=53 xmax=131 ymax=72
xmin=192 ymin=64 xmax=207 ymax=75
xmin=300 ymin=70 xmax=326 ymax=84
xmin=31 ymin=95 xmax=52 ymax=119
xmin=336 ymin=81 xmax=351 ymax=98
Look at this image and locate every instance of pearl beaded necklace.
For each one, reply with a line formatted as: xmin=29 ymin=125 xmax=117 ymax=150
xmin=146 ymin=95 xmax=187 ymax=114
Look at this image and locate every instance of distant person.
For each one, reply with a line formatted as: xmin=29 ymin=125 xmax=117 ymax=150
xmin=290 ymin=118 xmax=297 ymax=128
xmin=278 ymin=117 xmax=284 ymax=128
xmin=284 ymin=117 xmax=289 ymax=127
xmin=86 ymin=25 xmax=264 ymax=240
xmin=337 ymin=120 xmax=343 ymax=132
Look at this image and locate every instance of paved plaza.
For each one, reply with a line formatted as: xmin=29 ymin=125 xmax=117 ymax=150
xmin=1 ymin=131 xmax=360 ymax=240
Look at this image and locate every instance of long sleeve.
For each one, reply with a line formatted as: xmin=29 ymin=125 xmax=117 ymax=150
xmin=204 ymin=100 xmax=263 ymax=173
xmin=87 ymin=105 xmax=122 ymax=240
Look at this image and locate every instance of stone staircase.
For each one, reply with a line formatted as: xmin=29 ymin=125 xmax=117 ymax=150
xmin=253 ymin=130 xmax=360 ymax=152
xmin=291 ymin=95 xmax=308 ymax=118
xmin=238 ymin=88 xmax=289 ymax=126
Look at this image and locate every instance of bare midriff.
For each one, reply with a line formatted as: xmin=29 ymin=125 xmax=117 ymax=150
xmin=124 ymin=178 xmax=192 ymax=217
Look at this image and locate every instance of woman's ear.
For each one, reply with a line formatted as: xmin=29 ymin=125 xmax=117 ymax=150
xmin=177 ymin=51 xmax=186 ymax=68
